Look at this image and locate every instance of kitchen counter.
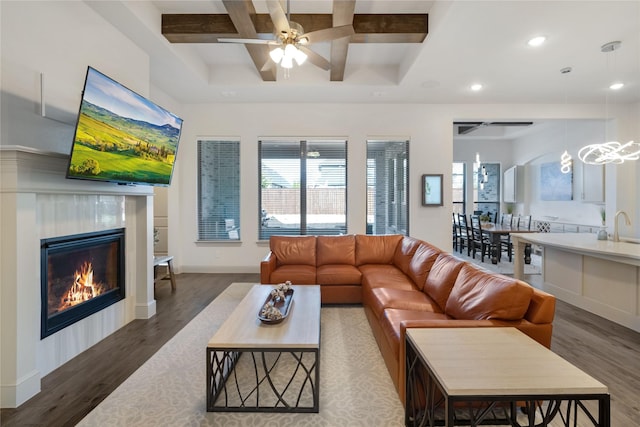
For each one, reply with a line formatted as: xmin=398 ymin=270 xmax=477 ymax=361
xmin=512 ymin=233 xmax=640 ymax=333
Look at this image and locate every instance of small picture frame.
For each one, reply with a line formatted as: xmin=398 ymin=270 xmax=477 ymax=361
xmin=422 ymin=174 xmax=443 ymax=206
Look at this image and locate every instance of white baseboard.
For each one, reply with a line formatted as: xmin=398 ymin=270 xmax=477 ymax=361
xmin=135 ymin=300 xmax=157 ymax=319
xmin=1 ymin=369 xmax=40 ymax=408
xmin=180 ymin=265 xmax=259 ymax=274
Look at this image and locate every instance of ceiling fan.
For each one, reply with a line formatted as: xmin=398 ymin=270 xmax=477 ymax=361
xmin=454 ymin=121 xmax=534 ymax=135
xmin=218 ymin=0 xmax=355 ymax=72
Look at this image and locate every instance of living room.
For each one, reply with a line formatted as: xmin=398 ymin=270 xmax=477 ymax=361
xmin=1 ymin=0 xmax=639 ymax=425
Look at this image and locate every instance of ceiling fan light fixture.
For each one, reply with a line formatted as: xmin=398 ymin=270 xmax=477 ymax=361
xmin=294 ymin=48 xmax=308 ymax=66
xmin=284 ymin=43 xmax=297 ymax=58
xmin=269 ymin=47 xmax=284 ymax=63
xmin=281 ymin=55 xmax=294 ymax=69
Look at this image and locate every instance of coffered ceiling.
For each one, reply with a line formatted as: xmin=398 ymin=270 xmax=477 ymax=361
xmin=87 ymin=1 xmax=640 ymax=105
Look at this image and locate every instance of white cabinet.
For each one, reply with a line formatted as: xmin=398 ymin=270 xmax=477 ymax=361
xmin=503 ymin=165 xmax=523 ymax=203
xmin=581 ymin=164 xmax=604 ymax=202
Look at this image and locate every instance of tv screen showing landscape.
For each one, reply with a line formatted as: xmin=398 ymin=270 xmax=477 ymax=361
xmin=66 ymin=67 xmax=183 ymax=186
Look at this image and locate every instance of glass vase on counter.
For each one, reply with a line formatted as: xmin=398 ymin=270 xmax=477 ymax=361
xmin=597 ymin=224 xmax=608 ymax=240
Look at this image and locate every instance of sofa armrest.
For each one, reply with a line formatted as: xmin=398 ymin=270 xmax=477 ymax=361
xmin=525 ymin=288 xmax=556 ymax=325
xmin=260 ymin=251 xmax=277 ymax=284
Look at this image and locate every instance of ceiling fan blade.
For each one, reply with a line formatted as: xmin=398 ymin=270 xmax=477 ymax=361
xmin=266 ymin=0 xmax=290 ymax=35
xmin=302 ymin=25 xmax=354 ymax=44
xmin=298 ymin=46 xmax=331 ymax=71
xmin=218 ymin=37 xmax=276 ymax=45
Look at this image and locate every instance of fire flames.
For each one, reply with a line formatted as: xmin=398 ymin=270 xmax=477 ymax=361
xmin=60 ymin=262 xmax=105 ymax=309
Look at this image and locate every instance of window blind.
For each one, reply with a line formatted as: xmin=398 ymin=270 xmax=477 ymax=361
xmin=366 ymin=140 xmax=409 ymax=235
xmin=259 ymin=139 xmax=347 ymax=239
xmin=197 ymin=140 xmax=240 ymax=240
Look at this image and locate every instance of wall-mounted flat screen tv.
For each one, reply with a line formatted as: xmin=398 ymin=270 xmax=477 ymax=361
xmin=66 ymin=66 xmax=183 ymax=186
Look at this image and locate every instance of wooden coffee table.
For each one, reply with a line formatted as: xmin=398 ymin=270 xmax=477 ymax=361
xmin=405 ymin=327 xmax=610 ymax=427
xmin=206 ymin=284 xmax=321 ymax=412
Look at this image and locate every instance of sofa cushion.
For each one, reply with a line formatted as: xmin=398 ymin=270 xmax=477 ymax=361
xmin=364 ymin=288 xmax=442 ymax=320
xmin=360 ymin=264 xmax=415 ymax=292
xmin=445 ymin=264 xmax=534 ymax=321
xmin=270 ymin=265 xmax=316 ymax=284
xmin=317 ymin=235 xmax=356 ymax=266
xmin=422 ymin=253 xmax=466 ymax=311
xmin=271 ymin=235 xmax=316 ymax=266
xmin=317 ymin=264 xmax=362 ymax=285
xmin=408 ymin=243 xmax=441 ymax=290
xmin=355 ymin=234 xmax=404 ymax=266
xmin=393 ymin=237 xmax=422 ymax=275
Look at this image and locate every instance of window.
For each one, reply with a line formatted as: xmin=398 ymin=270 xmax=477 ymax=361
xmin=452 ymin=162 xmax=465 ymax=214
xmin=259 ymin=139 xmax=347 ymax=239
xmin=366 ymin=140 xmax=409 ymax=235
xmin=197 ymin=140 xmax=240 ymax=240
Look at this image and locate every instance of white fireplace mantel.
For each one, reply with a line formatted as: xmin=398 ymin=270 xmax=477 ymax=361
xmin=1 ymin=146 xmax=156 ymax=408
xmin=0 ymin=145 xmax=154 ymax=196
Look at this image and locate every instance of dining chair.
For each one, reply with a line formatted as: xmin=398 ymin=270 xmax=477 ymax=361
xmin=499 ymin=214 xmax=514 ymax=262
xmin=469 ymin=215 xmax=492 ymax=262
xmin=521 ymin=215 xmax=532 ymax=230
xmin=452 ymin=213 xmax=459 ymax=251
xmin=457 ymin=213 xmax=470 ymax=255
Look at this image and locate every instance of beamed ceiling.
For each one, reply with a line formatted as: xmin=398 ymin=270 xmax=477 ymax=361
xmin=85 ymin=1 xmax=640 ymax=104
xmin=161 ymin=1 xmax=428 ymax=81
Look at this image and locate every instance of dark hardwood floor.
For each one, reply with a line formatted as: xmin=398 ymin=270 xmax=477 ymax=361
xmin=0 ymin=273 xmax=259 ymax=427
xmin=2 ymin=273 xmax=639 ymax=426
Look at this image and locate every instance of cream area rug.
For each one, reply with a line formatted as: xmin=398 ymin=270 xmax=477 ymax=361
xmin=77 ymin=282 xmax=405 ymax=427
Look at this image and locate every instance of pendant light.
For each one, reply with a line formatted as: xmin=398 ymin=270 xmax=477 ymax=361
xmin=578 ymin=41 xmax=640 ymax=164
xmin=559 ymin=67 xmax=573 ymax=174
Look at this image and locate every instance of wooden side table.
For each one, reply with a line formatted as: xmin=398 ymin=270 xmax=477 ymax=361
xmin=405 ymin=327 xmax=609 ymax=427
xmin=153 ymin=255 xmax=176 ymax=291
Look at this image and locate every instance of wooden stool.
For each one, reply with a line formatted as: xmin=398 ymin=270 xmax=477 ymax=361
xmin=153 ymin=255 xmax=176 ymax=291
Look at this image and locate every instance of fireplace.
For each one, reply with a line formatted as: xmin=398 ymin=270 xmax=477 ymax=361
xmin=40 ymin=228 xmax=126 ymax=338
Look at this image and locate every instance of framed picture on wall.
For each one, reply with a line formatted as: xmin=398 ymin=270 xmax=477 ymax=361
xmin=540 ymin=161 xmax=573 ymax=200
xmin=422 ymin=174 xmax=443 ymax=206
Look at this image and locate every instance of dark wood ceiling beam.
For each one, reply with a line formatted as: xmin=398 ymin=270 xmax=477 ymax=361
xmin=162 ymin=13 xmax=428 ymax=44
xmin=220 ymin=0 xmax=276 ymax=81
xmin=330 ymin=1 xmax=355 ymax=81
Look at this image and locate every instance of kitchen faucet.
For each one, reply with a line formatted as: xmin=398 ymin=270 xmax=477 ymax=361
xmin=613 ymin=210 xmax=631 ymax=242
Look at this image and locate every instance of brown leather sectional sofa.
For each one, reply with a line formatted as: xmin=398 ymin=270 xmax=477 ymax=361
xmin=260 ymin=234 xmax=556 ymax=402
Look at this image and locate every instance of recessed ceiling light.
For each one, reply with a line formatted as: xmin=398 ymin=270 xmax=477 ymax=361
xmin=470 ymin=83 xmax=483 ymax=92
xmin=527 ymin=36 xmax=547 ymax=47
xmin=609 ymin=82 xmax=624 ymax=90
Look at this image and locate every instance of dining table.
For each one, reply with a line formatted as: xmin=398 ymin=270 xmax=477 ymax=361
xmin=480 ymin=223 xmax=537 ymax=264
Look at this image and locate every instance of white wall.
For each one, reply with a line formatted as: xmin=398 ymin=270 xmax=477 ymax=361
xmin=0 ymin=1 xmax=156 ymax=407
xmin=173 ymin=103 xmax=456 ymax=272
xmin=3 ymin=2 xmax=638 ymax=278
xmin=513 ymin=120 xmax=607 ymax=225
xmin=173 ymin=103 xmax=637 ymax=273
xmin=0 ymin=1 xmax=151 ymax=154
